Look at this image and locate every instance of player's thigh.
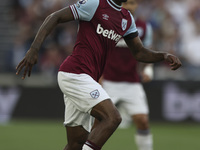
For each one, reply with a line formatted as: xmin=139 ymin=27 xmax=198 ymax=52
xmin=123 ymin=83 xmax=149 ymax=115
xmin=102 ymin=80 xmax=121 ymax=104
xmin=66 ymin=125 xmax=89 ymax=146
xmin=58 ymin=72 xmax=111 ymax=113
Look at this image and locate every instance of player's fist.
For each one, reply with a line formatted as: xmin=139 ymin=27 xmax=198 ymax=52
xmin=164 ymin=53 xmax=182 ymax=70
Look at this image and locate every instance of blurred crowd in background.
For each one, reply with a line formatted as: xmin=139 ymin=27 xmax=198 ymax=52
xmin=1 ymin=0 xmax=200 ymax=80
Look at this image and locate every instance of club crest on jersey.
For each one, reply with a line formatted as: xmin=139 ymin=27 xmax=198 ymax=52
xmin=121 ymin=19 xmax=127 ymax=31
xmin=90 ymin=90 xmax=100 ymax=99
xmin=76 ymin=0 xmax=88 ymax=7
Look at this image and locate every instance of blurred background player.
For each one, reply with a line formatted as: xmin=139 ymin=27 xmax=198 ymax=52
xmin=101 ymin=0 xmax=154 ymax=150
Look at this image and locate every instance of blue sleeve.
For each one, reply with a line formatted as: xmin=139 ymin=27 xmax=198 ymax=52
xmin=143 ymin=23 xmax=153 ymax=47
xmin=123 ymin=12 xmax=138 ymax=37
xmin=70 ymin=0 xmax=99 ymax=21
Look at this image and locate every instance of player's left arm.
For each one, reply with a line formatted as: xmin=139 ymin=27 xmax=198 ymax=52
xmin=123 ymin=12 xmax=181 ymax=70
xmin=124 ymin=36 xmax=182 ymax=70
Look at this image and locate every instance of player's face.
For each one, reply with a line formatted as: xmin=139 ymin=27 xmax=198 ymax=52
xmin=123 ymin=0 xmax=138 ymax=13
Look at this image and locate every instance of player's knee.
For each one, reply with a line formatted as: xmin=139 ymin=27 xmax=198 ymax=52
xmin=108 ymin=110 xmax=122 ymax=128
xmin=133 ymin=114 xmax=149 ymax=130
xmin=113 ymin=111 xmax=122 ymax=126
xmin=139 ymin=118 xmax=149 ymax=129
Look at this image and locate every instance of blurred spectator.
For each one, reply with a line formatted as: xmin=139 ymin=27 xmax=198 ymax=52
xmin=56 ymin=22 xmax=78 ymax=56
xmin=6 ymin=25 xmax=34 ymax=72
xmin=40 ymin=43 xmax=65 ymax=77
xmin=180 ymin=0 xmax=200 ymax=80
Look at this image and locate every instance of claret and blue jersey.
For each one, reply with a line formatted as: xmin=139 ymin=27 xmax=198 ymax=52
xmin=59 ymin=0 xmax=138 ymax=81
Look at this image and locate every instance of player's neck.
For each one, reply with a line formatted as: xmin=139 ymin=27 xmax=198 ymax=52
xmin=112 ymin=0 xmax=122 ymax=6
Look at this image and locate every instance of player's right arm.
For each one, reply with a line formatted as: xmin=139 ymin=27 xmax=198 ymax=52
xmin=16 ymin=7 xmax=74 ymax=79
xmin=16 ymin=0 xmax=99 ymax=80
xmin=30 ymin=7 xmax=74 ymax=52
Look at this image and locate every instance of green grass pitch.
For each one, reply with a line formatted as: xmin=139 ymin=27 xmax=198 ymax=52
xmin=0 ymin=119 xmax=200 ymax=150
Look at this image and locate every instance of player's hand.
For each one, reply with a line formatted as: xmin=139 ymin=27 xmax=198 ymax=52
xmin=140 ymin=64 xmax=153 ymax=83
xmin=16 ymin=48 xmax=38 ymax=79
xmin=164 ymin=53 xmax=182 ymax=70
xmin=141 ymin=72 xmax=152 ymax=83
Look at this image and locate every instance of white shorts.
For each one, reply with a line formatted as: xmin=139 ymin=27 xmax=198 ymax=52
xmin=57 ymin=71 xmax=110 ymax=132
xmin=102 ymin=80 xmax=149 ymax=115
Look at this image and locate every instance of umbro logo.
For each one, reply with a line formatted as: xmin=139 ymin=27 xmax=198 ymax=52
xmin=90 ymin=89 xmax=100 ymax=99
xmin=102 ymin=14 xmax=109 ymax=20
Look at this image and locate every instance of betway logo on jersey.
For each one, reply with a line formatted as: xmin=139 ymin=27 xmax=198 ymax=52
xmin=96 ymin=24 xmax=122 ymax=43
